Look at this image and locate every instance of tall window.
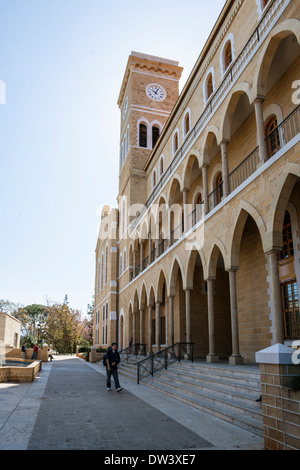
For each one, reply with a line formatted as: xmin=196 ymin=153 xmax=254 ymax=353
xmin=265 ymin=115 xmax=280 ymax=158
xmin=281 ymin=281 xmax=299 ymax=340
xmin=159 ymin=156 xmax=164 ymax=178
xmin=184 ymin=112 xmax=190 ymax=136
xmin=173 ymin=131 xmax=179 ymax=154
xmin=224 ymin=40 xmax=233 ymax=71
xmin=139 ymin=123 xmax=147 ymax=148
xmin=206 ymin=73 xmax=214 ymax=99
xmin=152 ymin=169 xmax=157 ymax=189
xmin=215 ymin=172 xmax=223 ymax=206
xmin=280 ymin=212 xmax=294 ymax=260
xmin=152 ymin=126 xmax=160 ymax=148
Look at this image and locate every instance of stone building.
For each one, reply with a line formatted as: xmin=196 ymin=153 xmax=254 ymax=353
xmin=94 ymin=0 xmax=300 ymax=365
xmin=0 ymin=312 xmax=21 ymax=356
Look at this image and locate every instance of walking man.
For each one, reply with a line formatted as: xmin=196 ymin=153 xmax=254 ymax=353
xmin=106 ymin=343 xmax=122 ymax=392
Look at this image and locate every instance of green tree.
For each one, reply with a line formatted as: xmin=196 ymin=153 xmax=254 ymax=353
xmin=44 ymin=303 xmax=84 ymax=353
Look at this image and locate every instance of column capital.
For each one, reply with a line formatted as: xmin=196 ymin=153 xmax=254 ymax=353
xmin=201 ymin=163 xmax=209 ymax=170
xmin=205 ymin=276 xmax=216 ymax=282
xmin=220 ymin=138 xmax=230 ymax=146
xmin=253 ymin=95 xmax=266 ymax=105
xmin=227 ymin=267 xmax=239 ymax=274
xmin=266 ymin=247 xmax=282 ymax=255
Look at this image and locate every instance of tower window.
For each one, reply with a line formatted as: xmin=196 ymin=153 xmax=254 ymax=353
xmin=152 ymin=126 xmax=160 ymax=148
xmin=139 ymin=123 xmax=148 ymax=148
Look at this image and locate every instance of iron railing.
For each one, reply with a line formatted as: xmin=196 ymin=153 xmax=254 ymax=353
xmin=229 ymin=147 xmax=260 ymax=193
xmin=119 ymin=343 xmax=147 ymax=361
xmin=137 ymin=342 xmax=194 ymax=384
xmin=265 ymin=104 xmax=300 ymax=158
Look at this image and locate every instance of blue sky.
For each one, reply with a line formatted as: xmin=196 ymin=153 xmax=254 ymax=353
xmin=0 ymin=0 xmax=225 ymax=314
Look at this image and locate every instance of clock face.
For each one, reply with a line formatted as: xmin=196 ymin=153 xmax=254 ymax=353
xmin=123 ymin=96 xmax=128 ymax=119
xmin=146 ymin=84 xmax=166 ymax=102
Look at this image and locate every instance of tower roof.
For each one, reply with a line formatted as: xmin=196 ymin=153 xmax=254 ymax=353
xmin=117 ymin=51 xmax=183 ymax=108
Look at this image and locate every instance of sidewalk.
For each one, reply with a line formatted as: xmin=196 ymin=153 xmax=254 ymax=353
xmin=0 ymin=355 xmax=264 ymax=450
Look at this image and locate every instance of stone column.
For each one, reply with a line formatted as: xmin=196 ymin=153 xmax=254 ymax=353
xmin=201 ymin=164 xmax=209 ymax=215
xmin=228 ymin=269 xmax=244 ymax=365
xmin=148 ymin=304 xmax=153 ymax=355
xmin=156 ymin=302 xmax=161 ymax=352
xmin=169 ymin=296 xmax=175 ymax=346
xmin=185 ymin=289 xmax=191 ymax=344
xmin=139 ymin=309 xmax=144 ymax=351
xmin=140 ymin=241 xmax=144 ymax=272
xmin=254 ymin=97 xmax=268 ymax=163
xmin=132 ymin=311 xmax=136 ymax=345
xmin=220 ymin=140 xmax=230 ymax=197
xmin=267 ymin=250 xmax=285 ymax=344
xmin=183 ymin=189 xmax=189 ymax=232
xmin=133 ymin=251 xmax=136 ymax=279
xmin=206 ymin=278 xmax=219 ymax=363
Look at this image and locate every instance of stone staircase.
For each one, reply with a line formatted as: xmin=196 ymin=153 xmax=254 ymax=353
xmin=118 ymin=358 xmax=263 ymax=437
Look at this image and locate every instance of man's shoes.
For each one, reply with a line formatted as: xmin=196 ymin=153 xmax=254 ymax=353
xmin=116 ymin=387 xmax=123 ymax=392
xmin=107 ymin=388 xmax=111 ymax=391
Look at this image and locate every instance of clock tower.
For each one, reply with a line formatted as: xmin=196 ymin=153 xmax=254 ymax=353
xmin=117 ymin=51 xmax=183 ymax=212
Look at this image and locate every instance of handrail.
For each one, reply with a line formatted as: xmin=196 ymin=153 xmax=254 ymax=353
xmin=119 ymin=343 xmax=147 ymax=361
xmin=137 ymin=342 xmax=195 ymax=384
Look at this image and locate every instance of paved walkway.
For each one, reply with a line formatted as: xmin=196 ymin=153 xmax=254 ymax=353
xmin=0 ymin=356 xmax=264 ymax=451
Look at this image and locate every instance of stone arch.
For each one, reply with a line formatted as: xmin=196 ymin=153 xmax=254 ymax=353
xmin=229 ymin=200 xmax=267 ymax=269
xmin=185 ymin=248 xmax=206 ymax=290
xmin=148 ymin=284 xmax=156 ymax=307
xmin=220 ymin=82 xmax=253 ymax=142
xmin=267 ymin=162 xmax=300 ymax=251
xmin=139 ymin=282 xmax=148 ymax=311
xmin=206 ymin=238 xmax=228 ymax=279
xmin=156 ymin=268 xmax=169 ymax=303
xmin=253 ymin=19 xmax=300 ymax=98
xmin=201 ymin=125 xmax=220 ymax=166
xmin=169 ymin=255 xmax=185 ymax=297
xmin=182 ymin=150 xmax=202 ymax=190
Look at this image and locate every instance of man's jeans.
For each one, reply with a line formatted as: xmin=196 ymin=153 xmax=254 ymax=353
xmin=106 ymin=368 xmax=121 ymax=389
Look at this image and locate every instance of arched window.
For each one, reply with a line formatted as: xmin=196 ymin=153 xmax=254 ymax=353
xmin=159 ymin=156 xmax=164 ymax=178
xmin=139 ymin=123 xmax=147 ymax=148
xmin=206 ymin=73 xmax=214 ymax=100
xmin=224 ymin=40 xmax=233 ymax=71
xmin=215 ymin=172 xmax=223 ymax=206
xmin=152 ymin=169 xmax=157 ymax=189
xmin=152 ymin=126 xmax=160 ymax=148
xmin=265 ymin=115 xmax=280 ymax=158
xmin=280 ymin=211 xmax=294 ymax=260
xmin=173 ymin=131 xmax=179 ymax=154
xmin=184 ymin=112 xmax=190 ymax=136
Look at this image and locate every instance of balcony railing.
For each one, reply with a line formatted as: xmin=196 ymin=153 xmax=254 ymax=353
xmin=129 ymin=0 xmax=288 ymax=236
xmin=129 ymin=104 xmax=300 ymax=282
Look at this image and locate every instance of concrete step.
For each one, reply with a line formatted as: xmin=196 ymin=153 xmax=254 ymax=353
xmin=117 ymin=359 xmax=263 ymax=437
xmin=142 ymin=376 xmax=263 ymax=437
